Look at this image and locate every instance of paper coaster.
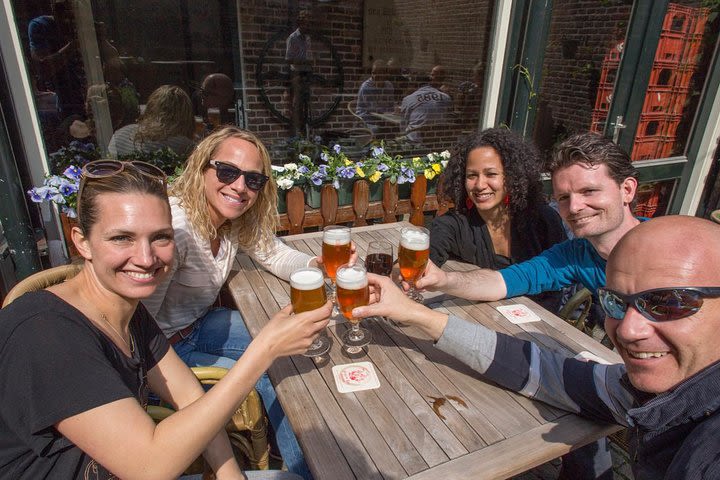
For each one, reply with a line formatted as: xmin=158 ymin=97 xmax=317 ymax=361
xmin=332 ymin=362 xmax=380 ymax=393
xmin=496 ymin=304 xmax=541 ymax=324
xmin=574 ymin=350 xmax=612 ymax=365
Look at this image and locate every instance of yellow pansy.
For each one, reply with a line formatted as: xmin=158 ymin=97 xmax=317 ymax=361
xmin=355 ymin=166 xmax=365 ymax=178
xmin=344 ymin=159 xmax=353 ymax=166
xmin=424 ymin=168 xmax=437 ymax=180
xmin=369 ymin=171 xmax=382 ymax=183
xmin=432 ymin=163 xmax=442 ymax=173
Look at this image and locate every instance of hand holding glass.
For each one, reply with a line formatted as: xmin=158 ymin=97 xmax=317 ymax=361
xmin=336 ymin=263 xmax=371 ymax=353
xmin=322 ymin=225 xmax=352 ymax=305
xmin=399 ymin=226 xmax=430 ymax=302
xmin=290 ymin=267 xmax=331 ymax=357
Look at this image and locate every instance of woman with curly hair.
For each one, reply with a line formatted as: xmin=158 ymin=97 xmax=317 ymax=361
xmin=108 ymin=84 xmax=195 ymax=158
xmin=430 ymin=127 xmax=568 ymax=309
xmin=142 ymin=126 xmax=319 ymax=479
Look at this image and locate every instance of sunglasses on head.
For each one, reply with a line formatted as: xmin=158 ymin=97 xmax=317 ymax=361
xmin=597 ymin=287 xmax=720 ymax=323
xmin=208 ymin=160 xmax=269 ymax=191
xmin=82 ymin=160 xmax=167 ymax=184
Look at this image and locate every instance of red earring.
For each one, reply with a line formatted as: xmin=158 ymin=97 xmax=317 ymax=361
xmin=465 ymin=197 xmax=474 ymax=210
xmin=504 ymin=194 xmax=510 ymax=206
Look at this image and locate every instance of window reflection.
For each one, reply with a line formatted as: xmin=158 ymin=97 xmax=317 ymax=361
xmin=15 ymin=0 xmax=493 ymax=173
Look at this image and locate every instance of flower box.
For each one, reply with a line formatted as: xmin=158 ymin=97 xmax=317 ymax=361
xmin=277 ymin=189 xmax=288 ymax=214
xmin=368 ymin=180 xmax=383 ymax=202
xmin=305 ymin=180 xmax=355 ymax=208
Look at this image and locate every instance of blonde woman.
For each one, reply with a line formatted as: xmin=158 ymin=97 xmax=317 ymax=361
xmin=108 ymin=84 xmax=195 ymax=158
xmin=142 ymin=126 xmax=319 ymax=478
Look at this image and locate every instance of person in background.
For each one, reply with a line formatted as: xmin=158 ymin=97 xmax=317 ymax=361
xmin=418 ymin=131 xmax=642 ymax=479
xmin=108 ymin=84 xmax=195 ymax=158
xmin=0 ymin=159 xmax=326 ymax=479
xmin=430 ymin=128 xmax=568 ymax=312
xmin=285 ymin=9 xmax=313 ymax=136
xmin=142 ymin=126 xmax=351 ymax=479
xmin=198 ymin=73 xmax=236 ymax=132
xmin=356 ymin=215 xmax=720 ymax=479
xmin=400 ymin=65 xmax=453 ymax=143
xmin=355 ymin=59 xmax=395 ymax=134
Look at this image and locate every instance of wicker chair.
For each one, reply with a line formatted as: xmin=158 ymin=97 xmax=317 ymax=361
xmin=1 ymin=265 xmax=269 ymax=471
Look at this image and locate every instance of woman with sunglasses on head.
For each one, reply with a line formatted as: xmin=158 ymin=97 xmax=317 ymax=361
xmin=430 ymin=128 xmax=569 ymax=311
xmin=142 ymin=126 xmax=341 ymax=479
xmin=0 ymin=160 xmax=328 ymax=479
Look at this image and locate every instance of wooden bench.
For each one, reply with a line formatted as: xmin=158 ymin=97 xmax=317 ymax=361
xmin=276 ymin=175 xmax=451 ymax=234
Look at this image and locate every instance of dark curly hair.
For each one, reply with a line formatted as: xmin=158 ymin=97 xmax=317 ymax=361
xmin=439 ymin=128 xmax=546 ymax=223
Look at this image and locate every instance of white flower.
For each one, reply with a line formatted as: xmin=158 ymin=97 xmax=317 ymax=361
xmin=441 ymin=160 xmax=449 ymax=168
xmin=440 ymin=150 xmax=451 ymax=159
xmin=271 ymin=165 xmax=285 ymax=173
xmin=277 ymin=177 xmax=294 ymax=190
xmin=284 ymin=163 xmax=298 ymax=171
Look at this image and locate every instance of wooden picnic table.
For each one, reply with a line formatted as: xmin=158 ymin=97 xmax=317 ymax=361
xmin=226 ymin=222 xmax=622 ymax=480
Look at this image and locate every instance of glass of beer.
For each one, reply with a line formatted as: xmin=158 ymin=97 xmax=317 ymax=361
xmin=398 ymin=226 xmax=430 ymax=302
xmin=336 ymin=263 xmax=371 ymax=353
xmin=322 ymin=225 xmax=352 ymax=304
xmin=365 ymin=240 xmax=394 ymax=277
xmin=290 ymin=267 xmax=331 ymax=357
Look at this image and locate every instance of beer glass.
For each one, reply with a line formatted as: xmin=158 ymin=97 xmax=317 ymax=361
xmin=290 ymin=267 xmax=331 ymax=357
xmin=322 ymin=225 xmax=352 ymax=305
xmin=365 ymin=240 xmax=393 ymax=277
xmin=398 ymin=226 xmax=430 ymax=302
xmin=336 ymin=263 xmax=371 ymax=353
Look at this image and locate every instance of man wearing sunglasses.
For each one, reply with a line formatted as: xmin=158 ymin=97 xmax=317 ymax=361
xmin=356 ymin=215 xmax=720 ymax=479
xmin=415 ymin=131 xmax=641 ymax=479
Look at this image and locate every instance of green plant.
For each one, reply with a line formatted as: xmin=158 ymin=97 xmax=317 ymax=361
xmin=48 ymin=140 xmax=101 ymax=175
xmin=117 ymin=147 xmax=186 ymax=176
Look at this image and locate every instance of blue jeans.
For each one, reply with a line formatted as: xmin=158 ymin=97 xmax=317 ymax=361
xmin=173 ymin=308 xmax=312 ymax=480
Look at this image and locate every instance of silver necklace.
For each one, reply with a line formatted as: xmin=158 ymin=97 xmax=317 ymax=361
xmin=100 ymin=313 xmax=135 ymax=353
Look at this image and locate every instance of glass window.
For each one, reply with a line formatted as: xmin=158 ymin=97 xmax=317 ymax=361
xmin=13 ymin=0 xmax=495 ymax=174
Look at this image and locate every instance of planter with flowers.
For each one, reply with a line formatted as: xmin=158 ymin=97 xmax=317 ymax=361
xmin=301 ymin=144 xmax=360 ymax=208
xmin=419 ymin=150 xmax=451 ymax=195
xmin=272 ymin=162 xmax=310 ymax=213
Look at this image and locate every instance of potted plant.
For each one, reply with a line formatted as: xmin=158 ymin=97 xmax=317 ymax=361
xmin=271 ymin=161 xmax=309 ymax=213
xmin=27 ymin=165 xmax=82 ymax=256
xmin=47 ymin=140 xmax=100 ymax=175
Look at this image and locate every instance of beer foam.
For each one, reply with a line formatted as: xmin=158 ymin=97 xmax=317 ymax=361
xmin=290 ymin=268 xmax=325 ymax=290
xmin=400 ymin=229 xmax=430 ymax=251
xmin=323 ymin=228 xmax=351 ymax=245
xmin=336 ymin=266 xmax=368 ymax=289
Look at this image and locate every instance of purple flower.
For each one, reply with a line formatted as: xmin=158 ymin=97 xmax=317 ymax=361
xmin=28 ymin=186 xmax=50 ymax=203
xmin=333 ymin=144 xmax=342 ymax=154
xmin=298 ymin=165 xmax=309 ymax=174
xmin=377 ymin=163 xmax=389 ymax=172
xmin=310 ymin=172 xmax=324 ymax=186
xmin=63 ymin=165 xmax=82 ymax=181
xmin=58 ymin=179 xmax=78 ymax=196
xmin=397 ymin=166 xmax=416 ymax=184
xmin=372 ymin=146 xmax=385 ymax=157
xmin=318 ymin=164 xmax=328 ymax=175
xmin=320 ymin=152 xmax=330 ymax=162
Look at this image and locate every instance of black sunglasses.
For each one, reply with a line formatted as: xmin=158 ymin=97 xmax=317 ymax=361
xmin=597 ymin=287 xmax=720 ymax=323
xmin=208 ymin=160 xmax=269 ymax=191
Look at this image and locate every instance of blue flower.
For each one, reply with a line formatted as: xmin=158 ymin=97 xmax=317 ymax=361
xmin=318 ymin=164 xmax=328 ymax=175
xmin=320 ymin=152 xmax=330 ymax=162
xmin=28 ymin=186 xmax=50 ymax=203
xmin=310 ymin=172 xmax=324 ymax=186
xmin=63 ymin=165 xmax=82 ymax=181
xmin=377 ymin=163 xmax=389 ymax=172
xmin=62 ymin=206 xmax=77 ymax=218
xmin=333 ymin=144 xmax=342 ymax=154
xmin=372 ymin=146 xmax=384 ymax=157
xmin=58 ymin=179 xmax=78 ymax=196
xmin=298 ymin=165 xmax=309 ymax=174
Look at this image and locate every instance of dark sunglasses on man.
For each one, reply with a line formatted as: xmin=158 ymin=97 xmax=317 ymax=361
xmin=208 ymin=160 xmax=269 ymax=191
xmin=597 ymin=286 xmax=720 ymax=323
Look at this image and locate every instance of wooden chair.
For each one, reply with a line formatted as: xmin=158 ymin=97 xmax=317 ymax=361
xmin=1 ymin=265 xmax=270 ymax=471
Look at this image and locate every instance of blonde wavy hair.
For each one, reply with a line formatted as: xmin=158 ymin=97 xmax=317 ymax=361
xmin=137 ymin=85 xmax=195 ymax=142
xmin=170 ymin=126 xmax=278 ymax=252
